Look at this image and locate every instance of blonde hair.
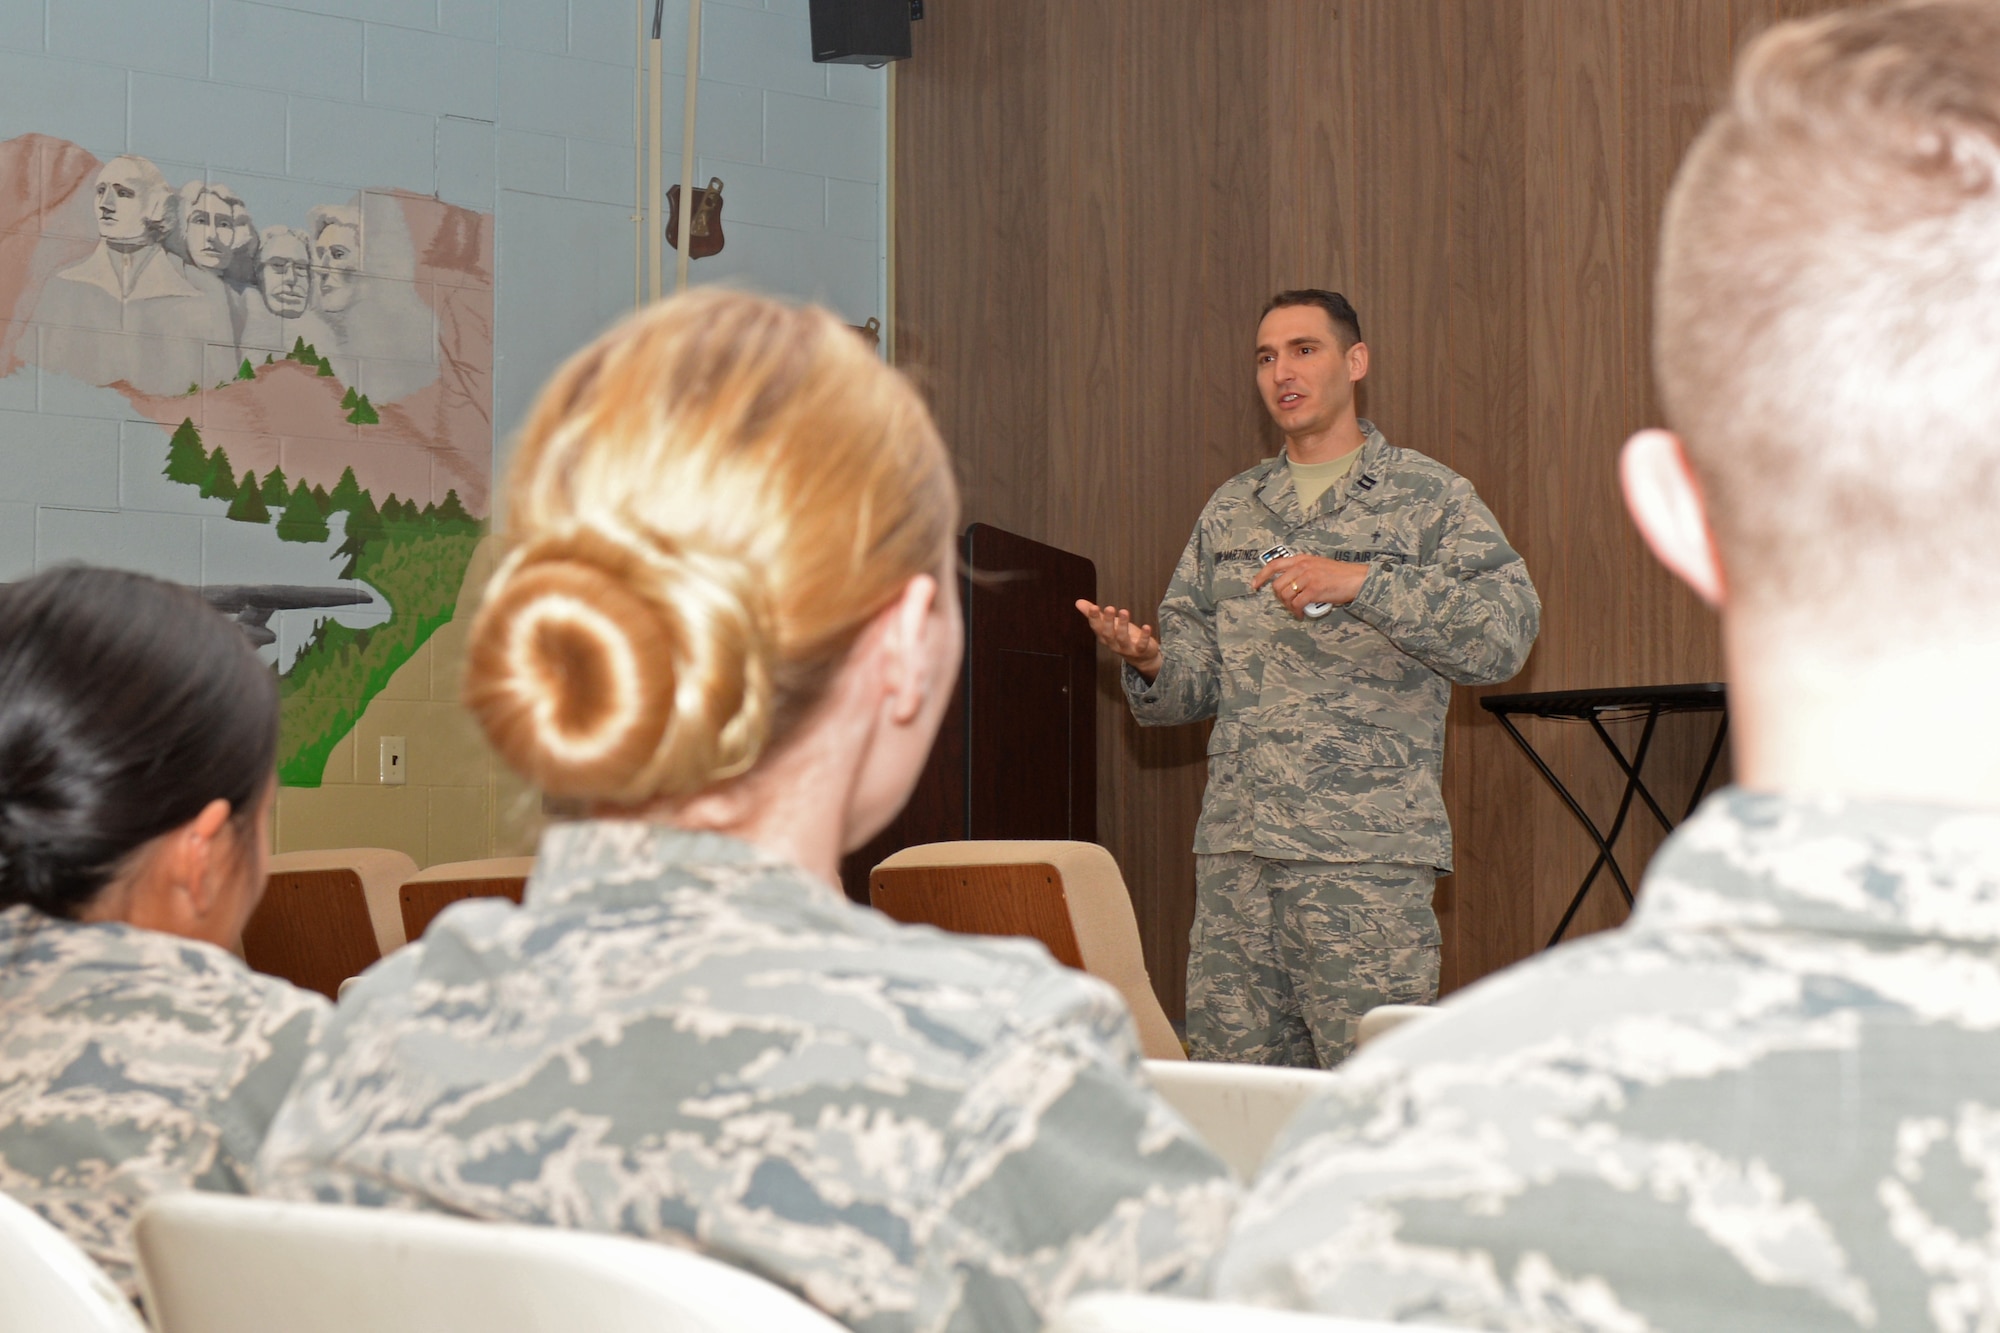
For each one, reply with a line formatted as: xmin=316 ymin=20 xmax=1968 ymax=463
xmin=1656 ymin=0 xmax=2000 ymax=630
xmin=466 ymin=289 xmax=957 ymax=804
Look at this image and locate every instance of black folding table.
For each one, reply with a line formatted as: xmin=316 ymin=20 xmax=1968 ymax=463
xmin=1480 ymin=683 xmax=1729 ymax=947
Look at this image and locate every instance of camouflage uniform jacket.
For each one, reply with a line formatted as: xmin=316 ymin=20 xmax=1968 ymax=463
xmin=1124 ymin=422 xmax=1538 ymax=869
xmin=254 ymin=822 xmax=1238 ymax=1333
xmin=1216 ymin=788 xmax=2000 ymax=1331
xmin=0 ymin=904 xmax=327 ymax=1295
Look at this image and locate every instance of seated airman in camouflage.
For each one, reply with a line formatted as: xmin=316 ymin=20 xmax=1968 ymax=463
xmin=0 ymin=567 xmax=327 ymax=1297
xmin=1214 ymin=4 xmax=2000 ymax=1329
xmin=254 ymin=290 xmax=1238 ymax=1333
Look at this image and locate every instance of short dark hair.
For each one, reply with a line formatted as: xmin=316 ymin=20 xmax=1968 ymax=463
xmin=1263 ymin=290 xmax=1362 ymax=348
xmin=0 ymin=566 xmax=278 ymax=919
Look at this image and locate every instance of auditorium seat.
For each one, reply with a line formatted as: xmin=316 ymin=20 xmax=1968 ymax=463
xmin=134 ymin=1194 xmax=846 ymax=1333
xmin=1354 ymin=1002 xmax=1436 ymax=1049
xmin=1052 ymin=1293 xmax=1456 ymax=1332
xmin=869 ymin=841 xmax=1186 ymax=1061
xmin=240 ymin=849 xmax=418 ymax=999
xmin=398 ymin=856 xmax=535 ymax=942
xmin=1142 ymin=1059 xmax=1334 ymax=1180
xmin=0 ymin=1190 xmax=149 ymax=1333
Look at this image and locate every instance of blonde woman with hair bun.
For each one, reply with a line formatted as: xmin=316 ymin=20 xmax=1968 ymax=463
xmin=255 ymin=289 xmax=1237 ymax=1333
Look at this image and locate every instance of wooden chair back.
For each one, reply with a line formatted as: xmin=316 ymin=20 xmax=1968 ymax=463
xmin=400 ymin=876 xmax=528 ymax=942
xmin=240 ymin=868 xmax=382 ymax=1000
xmin=869 ymin=862 xmax=1085 ymax=968
xmin=398 ymin=857 xmax=536 ymax=942
xmin=868 ymin=842 xmax=1184 ymax=1060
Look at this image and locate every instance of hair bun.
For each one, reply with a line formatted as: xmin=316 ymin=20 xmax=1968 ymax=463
xmin=464 ymin=529 xmax=772 ymax=804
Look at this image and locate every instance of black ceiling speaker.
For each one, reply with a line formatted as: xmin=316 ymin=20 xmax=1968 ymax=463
xmin=809 ymin=0 xmax=912 ymax=65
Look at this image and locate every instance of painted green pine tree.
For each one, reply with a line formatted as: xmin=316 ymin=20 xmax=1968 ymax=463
xmin=201 ymin=447 xmax=238 ymax=500
xmin=260 ymin=466 xmax=290 ymax=507
xmin=434 ymin=490 xmax=475 ymax=530
xmin=275 ymin=482 xmax=331 ymax=543
xmin=236 ymin=358 xmax=256 ymax=381
xmin=327 ymin=466 xmax=363 ymax=513
xmin=345 ymin=394 xmax=379 ymax=425
xmin=340 ymin=387 xmax=358 ymax=409
xmin=227 ymin=471 xmax=270 ymax=523
xmin=164 ymin=418 xmax=207 ymax=485
xmin=332 ymin=489 xmax=383 ymax=577
xmin=310 ymin=483 xmax=332 ymax=513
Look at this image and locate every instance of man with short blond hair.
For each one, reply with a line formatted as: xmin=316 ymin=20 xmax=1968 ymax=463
xmin=1216 ymin=4 xmax=2000 ymax=1328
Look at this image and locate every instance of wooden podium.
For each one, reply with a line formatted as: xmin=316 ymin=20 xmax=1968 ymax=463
xmin=839 ymin=524 xmax=1098 ymax=901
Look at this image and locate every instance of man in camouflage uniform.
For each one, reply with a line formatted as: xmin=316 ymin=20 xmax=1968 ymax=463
xmin=1081 ymin=291 xmax=1539 ymax=1067
xmin=255 ymin=822 xmax=1238 ymax=1333
xmin=0 ymin=905 xmax=328 ymax=1296
xmin=1216 ymin=4 xmax=2000 ymax=1327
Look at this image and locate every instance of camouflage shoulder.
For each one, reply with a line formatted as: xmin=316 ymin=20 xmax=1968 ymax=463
xmin=195 ymin=938 xmax=332 ymax=1031
xmin=1365 ymin=442 xmax=1479 ymax=505
xmin=851 ymin=903 xmax=1146 ymax=1057
xmin=238 ymin=954 xmax=333 ymax=1019
xmin=1208 ymin=454 xmax=1285 ymax=507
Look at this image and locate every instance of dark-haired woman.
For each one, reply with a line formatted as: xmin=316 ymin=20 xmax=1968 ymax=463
xmin=0 ymin=566 xmax=326 ymax=1295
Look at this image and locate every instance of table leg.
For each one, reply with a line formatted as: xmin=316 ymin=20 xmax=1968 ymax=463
xmin=1579 ymin=708 xmax=1660 ymax=910
xmin=1589 ymin=712 xmax=1677 ymax=836
xmin=1492 ymin=712 xmax=1641 ymax=947
xmin=1685 ymin=712 xmax=1730 ymax=821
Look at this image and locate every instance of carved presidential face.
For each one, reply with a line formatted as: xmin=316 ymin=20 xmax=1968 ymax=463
xmin=258 ymin=231 xmax=311 ymax=317
xmin=183 ymin=190 xmax=241 ymax=273
xmin=93 ymin=161 xmax=157 ymax=244
xmin=312 ymin=222 xmax=361 ymax=313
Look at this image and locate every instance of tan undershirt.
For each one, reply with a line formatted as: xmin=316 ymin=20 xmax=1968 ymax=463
xmin=1289 ymin=446 xmax=1362 ymax=513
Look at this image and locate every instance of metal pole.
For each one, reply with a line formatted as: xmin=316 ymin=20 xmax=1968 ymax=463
xmin=632 ymin=0 xmax=645 ymax=310
xmin=647 ymin=1 xmax=665 ymax=303
xmin=674 ymin=0 xmax=703 ymax=294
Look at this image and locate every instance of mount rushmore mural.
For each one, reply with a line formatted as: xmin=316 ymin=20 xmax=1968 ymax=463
xmin=0 ymin=134 xmax=495 ymax=785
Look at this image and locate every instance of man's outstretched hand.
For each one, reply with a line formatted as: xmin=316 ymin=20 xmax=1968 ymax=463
xmin=1076 ymin=600 xmax=1164 ymax=682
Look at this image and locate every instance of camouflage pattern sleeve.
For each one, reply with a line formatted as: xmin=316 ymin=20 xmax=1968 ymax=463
xmin=924 ymin=970 xmax=1240 ymax=1330
xmin=1346 ymin=477 xmax=1540 ymax=686
xmin=0 ymin=909 xmax=329 ymax=1296
xmin=249 ymin=825 xmax=1235 ymax=1333
xmin=1124 ymin=518 xmax=1222 ymax=727
xmin=1216 ymin=791 xmax=2000 ymax=1331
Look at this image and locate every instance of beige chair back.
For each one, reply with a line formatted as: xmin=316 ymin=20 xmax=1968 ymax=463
xmin=870 ymin=841 xmax=1184 ymax=1061
xmin=0 ymin=1191 xmax=149 ymax=1333
xmin=1354 ymin=1003 xmax=1435 ymax=1050
xmin=1142 ymin=1058 xmax=1334 ymax=1180
xmin=399 ymin=856 xmax=536 ymax=942
xmin=1054 ymin=1293 xmax=1454 ymax=1333
xmin=242 ymin=849 xmax=418 ymax=999
xmin=135 ymin=1194 xmax=846 ymax=1333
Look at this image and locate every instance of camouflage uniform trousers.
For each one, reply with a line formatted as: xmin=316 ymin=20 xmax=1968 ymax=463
xmin=1188 ymin=853 xmax=1438 ymax=1068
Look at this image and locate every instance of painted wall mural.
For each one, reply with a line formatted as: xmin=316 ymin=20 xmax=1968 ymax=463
xmin=0 ymin=133 xmax=494 ymax=787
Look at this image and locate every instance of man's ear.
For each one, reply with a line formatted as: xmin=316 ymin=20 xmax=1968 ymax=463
xmin=1346 ymin=340 xmax=1369 ymax=383
xmin=1620 ymin=429 xmax=1726 ymax=607
xmin=879 ymin=574 xmax=941 ymax=726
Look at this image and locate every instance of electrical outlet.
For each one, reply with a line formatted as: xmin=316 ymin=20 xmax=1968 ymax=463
xmin=379 ymin=736 xmax=407 ymax=786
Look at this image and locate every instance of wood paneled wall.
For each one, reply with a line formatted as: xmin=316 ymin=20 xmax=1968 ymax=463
xmin=895 ymin=0 xmax=1847 ymax=1018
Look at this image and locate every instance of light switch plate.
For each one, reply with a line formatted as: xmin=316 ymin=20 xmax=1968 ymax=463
xmin=380 ymin=736 xmax=407 ymax=786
